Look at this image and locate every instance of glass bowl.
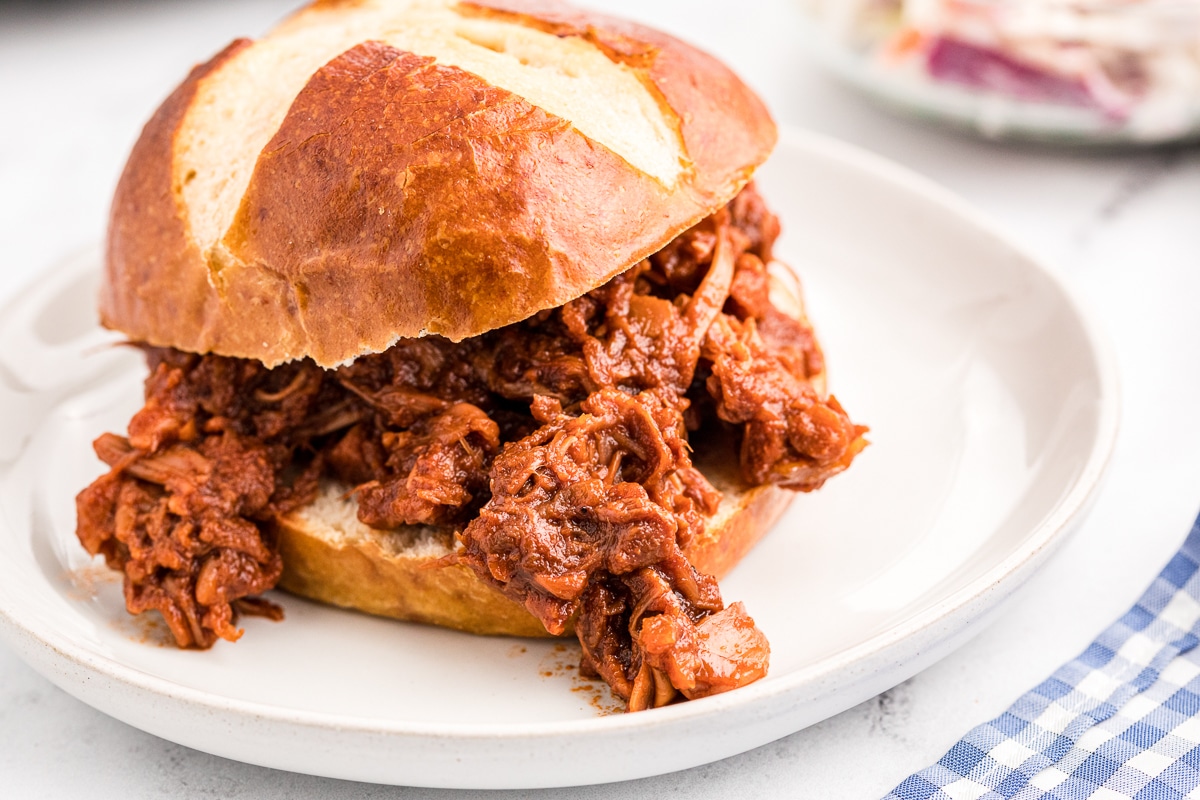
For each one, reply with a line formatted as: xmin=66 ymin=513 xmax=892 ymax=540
xmin=798 ymin=0 xmax=1200 ymax=144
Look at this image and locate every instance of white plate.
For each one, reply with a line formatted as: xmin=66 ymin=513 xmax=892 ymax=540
xmin=0 ymin=129 xmax=1118 ymax=789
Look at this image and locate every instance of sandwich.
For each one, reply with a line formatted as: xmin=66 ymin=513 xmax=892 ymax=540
xmin=75 ymin=0 xmax=868 ymax=712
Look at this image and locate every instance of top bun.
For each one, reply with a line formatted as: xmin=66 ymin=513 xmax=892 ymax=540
xmin=102 ymin=0 xmax=777 ymax=368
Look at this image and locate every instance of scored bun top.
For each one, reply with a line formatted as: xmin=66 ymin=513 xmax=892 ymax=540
xmin=103 ymin=0 xmax=777 ymax=368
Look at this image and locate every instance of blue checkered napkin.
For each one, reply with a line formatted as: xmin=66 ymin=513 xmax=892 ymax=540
xmin=886 ymin=512 xmax=1200 ymax=800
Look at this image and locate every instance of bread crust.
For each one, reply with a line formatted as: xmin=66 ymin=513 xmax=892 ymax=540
xmin=101 ymin=39 xmax=253 ymax=370
xmin=101 ymin=0 xmax=777 ymax=368
xmin=272 ymin=442 xmax=793 ymax=637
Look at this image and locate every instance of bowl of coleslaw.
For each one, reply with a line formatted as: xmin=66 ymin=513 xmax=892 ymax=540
xmin=799 ymin=0 xmax=1200 ymax=144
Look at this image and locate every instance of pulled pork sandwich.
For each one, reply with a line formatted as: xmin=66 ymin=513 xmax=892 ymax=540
xmin=75 ymin=0 xmax=868 ymax=712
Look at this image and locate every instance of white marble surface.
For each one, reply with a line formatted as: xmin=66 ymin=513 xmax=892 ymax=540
xmin=1 ymin=1 xmax=1198 ymax=797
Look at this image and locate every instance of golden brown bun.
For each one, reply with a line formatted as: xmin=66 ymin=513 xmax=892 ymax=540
xmin=102 ymin=0 xmax=777 ymax=368
xmin=273 ymin=440 xmax=793 ymax=637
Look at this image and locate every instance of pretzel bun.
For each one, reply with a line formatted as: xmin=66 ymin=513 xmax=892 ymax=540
xmin=274 ymin=440 xmax=793 ymax=637
xmin=102 ymin=0 xmax=776 ymax=368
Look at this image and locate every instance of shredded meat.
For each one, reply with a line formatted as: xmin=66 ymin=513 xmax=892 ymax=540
xmin=459 ymin=389 xmax=718 ymax=625
xmin=75 ymin=353 xmax=335 ymax=647
xmin=75 ymin=184 xmax=867 ymax=707
xmin=704 ymin=315 xmax=868 ymax=490
xmin=354 ymin=404 xmax=501 ymax=528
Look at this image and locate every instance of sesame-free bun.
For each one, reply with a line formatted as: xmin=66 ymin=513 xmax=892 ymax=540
xmin=273 ymin=437 xmax=794 ymax=637
xmin=101 ymin=0 xmax=777 ymax=368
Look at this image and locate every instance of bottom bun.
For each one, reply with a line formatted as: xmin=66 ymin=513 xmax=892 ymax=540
xmin=272 ymin=434 xmax=793 ymax=638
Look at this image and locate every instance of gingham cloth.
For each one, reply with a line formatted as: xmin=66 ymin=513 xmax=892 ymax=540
xmin=886 ymin=512 xmax=1200 ymax=800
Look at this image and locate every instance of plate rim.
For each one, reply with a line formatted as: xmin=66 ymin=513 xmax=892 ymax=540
xmin=0 ymin=126 xmax=1121 ymax=762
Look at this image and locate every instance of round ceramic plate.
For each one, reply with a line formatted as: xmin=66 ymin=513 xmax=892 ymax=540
xmin=0 ymin=129 xmax=1118 ymax=789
